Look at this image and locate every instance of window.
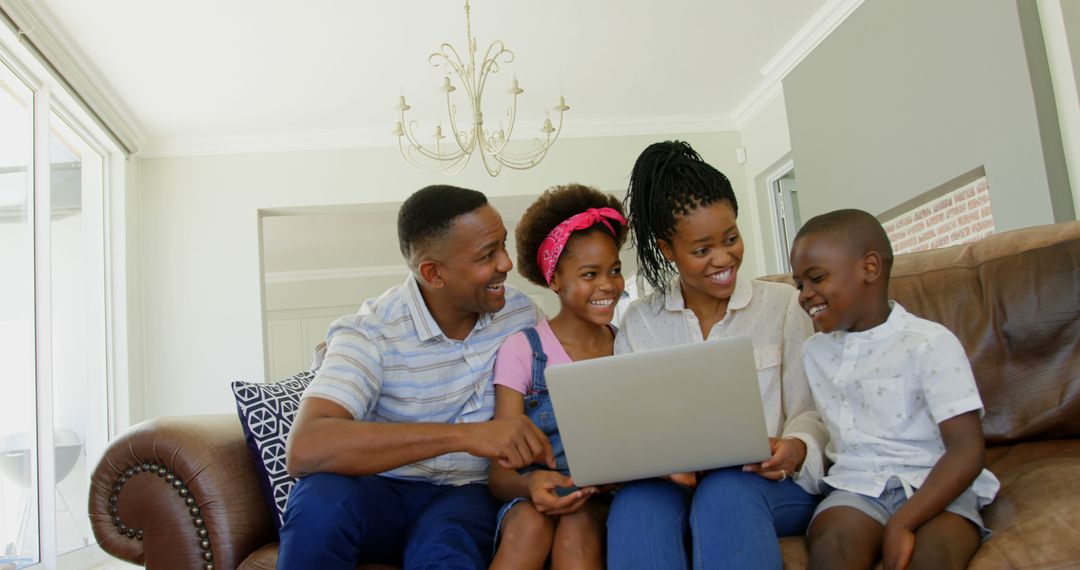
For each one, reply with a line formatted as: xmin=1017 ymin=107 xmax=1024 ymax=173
xmin=0 ymin=23 xmax=120 ymax=569
xmin=766 ymin=163 xmax=802 ymax=273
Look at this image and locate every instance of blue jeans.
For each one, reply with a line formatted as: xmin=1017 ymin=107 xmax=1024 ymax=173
xmin=277 ymin=473 xmax=499 ymax=569
xmin=607 ymin=468 xmax=820 ymax=570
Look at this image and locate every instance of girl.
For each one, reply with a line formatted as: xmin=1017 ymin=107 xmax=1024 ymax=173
xmin=489 ymin=183 xmax=627 ymax=570
xmin=606 ymin=141 xmax=828 ymax=569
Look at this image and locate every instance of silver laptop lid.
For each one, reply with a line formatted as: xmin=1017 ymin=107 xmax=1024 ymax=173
xmin=544 ymin=336 xmax=771 ymax=487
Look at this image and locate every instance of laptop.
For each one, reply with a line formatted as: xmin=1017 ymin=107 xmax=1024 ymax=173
xmin=544 ymin=336 xmax=771 ymax=487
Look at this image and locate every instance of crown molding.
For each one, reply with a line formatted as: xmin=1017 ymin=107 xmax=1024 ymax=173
xmin=731 ymin=0 xmax=865 ymax=128
xmin=265 ymin=265 xmax=410 ymax=284
xmin=0 ymin=0 xmax=147 ymax=154
xmin=138 ymin=113 xmax=738 ymax=159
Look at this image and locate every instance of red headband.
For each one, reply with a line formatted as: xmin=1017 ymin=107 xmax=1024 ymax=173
xmin=536 ymin=207 xmax=626 ymax=285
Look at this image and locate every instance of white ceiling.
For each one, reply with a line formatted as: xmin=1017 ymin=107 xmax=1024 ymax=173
xmin=36 ymin=0 xmax=833 ymax=156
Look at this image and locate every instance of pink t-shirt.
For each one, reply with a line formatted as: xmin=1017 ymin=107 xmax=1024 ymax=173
xmin=493 ymin=319 xmax=573 ymax=395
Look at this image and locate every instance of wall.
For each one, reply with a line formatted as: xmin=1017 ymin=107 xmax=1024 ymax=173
xmin=784 ymin=0 xmax=1074 ymax=229
xmin=738 ymin=92 xmax=795 ymax=276
xmin=136 ymin=132 xmax=746 ymax=419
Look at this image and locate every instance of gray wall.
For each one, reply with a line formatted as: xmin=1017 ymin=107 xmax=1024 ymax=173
xmin=1063 ymin=0 xmax=1080 ymax=98
xmin=784 ymin=0 xmax=1074 ymax=229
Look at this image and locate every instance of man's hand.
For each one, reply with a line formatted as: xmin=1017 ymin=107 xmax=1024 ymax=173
xmin=525 ymin=471 xmax=596 ymax=516
xmin=883 ymin=521 xmax=916 ymax=570
xmin=464 ymin=416 xmax=555 ymax=469
xmin=743 ymin=437 xmax=806 ymax=481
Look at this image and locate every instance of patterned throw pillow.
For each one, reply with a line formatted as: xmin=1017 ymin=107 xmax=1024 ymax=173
xmin=230 ymin=371 xmax=315 ymax=532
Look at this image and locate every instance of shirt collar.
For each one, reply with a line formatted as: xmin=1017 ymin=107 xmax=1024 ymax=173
xmin=845 ymin=300 xmax=906 ymax=342
xmin=662 ymin=272 xmax=754 ymax=313
xmin=403 ymin=274 xmax=491 ymax=342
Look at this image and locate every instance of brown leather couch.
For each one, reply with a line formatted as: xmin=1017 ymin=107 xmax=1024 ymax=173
xmin=89 ymin=221 xmax=1080 ymax=569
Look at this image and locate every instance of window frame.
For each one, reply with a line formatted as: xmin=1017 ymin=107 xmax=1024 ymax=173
xmin=0 ymin=15 xmax=128 ymax=570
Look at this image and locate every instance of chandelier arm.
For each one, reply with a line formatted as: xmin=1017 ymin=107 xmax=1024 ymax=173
xmin=399 ymin=136 xmax=473 ymax=174
xmin=429 ymin=44 xmax=465 ymax=71
xmin=495 ymin=92 xmax=518 ymax=150
xmin=477 ymin=136 xmax=503 ymax=177
xmin=475 ymin=42 xmax=512 ymax=105
xmin=444 ymin=100 xmax=474 ymax=153
xmin=403 ymin=119 xmax=468 ymax=163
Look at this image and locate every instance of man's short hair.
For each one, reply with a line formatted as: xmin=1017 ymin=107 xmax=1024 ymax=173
xmin=397 ymin=185 xmax=489 ymax=264
xmin=794 ymin=209 xmax=895 ymax=275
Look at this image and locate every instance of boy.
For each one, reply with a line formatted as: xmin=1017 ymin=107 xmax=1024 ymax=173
xmin=789 ymin=209 xmax=998 ymax=570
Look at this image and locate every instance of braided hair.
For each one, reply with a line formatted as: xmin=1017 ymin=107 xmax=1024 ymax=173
xmin=624 ymin=140 xmax=738 ymax=291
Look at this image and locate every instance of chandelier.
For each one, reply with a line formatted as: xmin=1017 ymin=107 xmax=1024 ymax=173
xmin=393 ymin=1 xmax=569 ymax=176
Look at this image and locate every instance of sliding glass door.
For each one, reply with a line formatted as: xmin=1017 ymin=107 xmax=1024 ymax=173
xmin=0 ymin=57 xmax=40 ymax=570
xmin=0 ymin=47 xmax=112 ymax=568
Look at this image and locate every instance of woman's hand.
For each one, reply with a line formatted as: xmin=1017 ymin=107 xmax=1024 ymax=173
xmin=525 ymin=470 xmax=597 ymax=515
xmin=661 ymin=472 xmax=700 ymax=488
xmin=742 ymin=437 xmax=806 ymax=481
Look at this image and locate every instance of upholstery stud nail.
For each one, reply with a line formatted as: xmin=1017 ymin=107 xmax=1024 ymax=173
xmin=165 ymin=473 xmax=175 ymax=482
xmin=179 ymin=488 xmax=189 ymax=497
xmin=203 ymin=550 xmax=213 ymax=561
xmin=200 ymin=539 xmax=210 ymax=550
xmin=127 ymin=529 xmax=136 ymax=538
xmin=189 ymin=506 xmax=200 ymax=516
xmin=185 ymin=497 xmax=196 ymax=506
xmin=194 ymin=517 xmax=204 ymax=527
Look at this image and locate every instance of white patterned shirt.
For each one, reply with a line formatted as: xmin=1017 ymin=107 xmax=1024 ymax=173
xmin=615 ymin=275 xmax=828 ymax=493
xmin=303 ymin=275 xmax=540 ymax=485
xmin=802 ymin=302 xmax=999 ymax=505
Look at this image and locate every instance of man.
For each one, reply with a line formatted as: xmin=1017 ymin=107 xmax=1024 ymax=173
xmin=279 ymin=185 xmax=554 ymax=569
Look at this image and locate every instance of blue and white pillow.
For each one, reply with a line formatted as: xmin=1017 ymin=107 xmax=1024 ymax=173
xmin=231 ymin=371 xmax=315 ymax=532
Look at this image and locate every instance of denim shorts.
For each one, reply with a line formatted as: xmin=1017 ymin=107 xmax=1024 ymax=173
xmin=812 ymin=476 xmax=991 ymax=541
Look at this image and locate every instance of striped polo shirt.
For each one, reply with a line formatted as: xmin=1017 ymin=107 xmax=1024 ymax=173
xmin=302 ymin=274 xmax=539 ymax=485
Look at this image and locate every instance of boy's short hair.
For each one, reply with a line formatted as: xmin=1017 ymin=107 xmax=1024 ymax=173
xmin=515 ymin=183 xmax=627 ymax=287
xmin=397 ymin=185 xmax=489 ymax=265
xmin=794 ymin=209 xmax=895 ymax=275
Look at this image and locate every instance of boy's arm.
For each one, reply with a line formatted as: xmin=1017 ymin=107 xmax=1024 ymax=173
xmin=777 ymin=288 xmax=828 ymax=491
xmin=883 ymin=410 xmax=985 ymax=569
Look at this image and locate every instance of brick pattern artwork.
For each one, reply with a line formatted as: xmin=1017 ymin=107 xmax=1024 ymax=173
xmin=883 ymin=177 xmax=995 ymax=254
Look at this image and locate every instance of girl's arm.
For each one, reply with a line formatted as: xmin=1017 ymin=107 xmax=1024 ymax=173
xmin=488 ymin=385 xmax=535 ymax=501
xmin=883 ymin=411 xmax=985 ymax=569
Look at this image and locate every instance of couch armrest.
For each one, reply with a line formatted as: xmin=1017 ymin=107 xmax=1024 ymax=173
xmin=89 ymin=414 xmax=276 ymax=569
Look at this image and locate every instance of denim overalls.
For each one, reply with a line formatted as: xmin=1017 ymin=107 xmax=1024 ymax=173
xmin=518 ymin=326 xmax=571 ymax=476
xmin=493 ymin=326 xmax=572 ymax=542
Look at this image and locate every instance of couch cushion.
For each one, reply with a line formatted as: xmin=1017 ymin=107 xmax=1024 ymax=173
xmin=779 ymin=440 xmax=1080 ymax=569
xmin=231 ymin=371 xmax=314 ymax=532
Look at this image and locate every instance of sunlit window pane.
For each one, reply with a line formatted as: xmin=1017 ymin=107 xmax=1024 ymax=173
xmin=50 ymin=112 xmax=106 ymax=555
xmin=0 ymin=61 xmax=39 ymax=568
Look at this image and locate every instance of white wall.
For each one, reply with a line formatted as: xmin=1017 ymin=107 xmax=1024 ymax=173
xmin=737 ymin=92 xmax=795 ymax=276
xmin=136 ymin=132 xmax=747 ymax=419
